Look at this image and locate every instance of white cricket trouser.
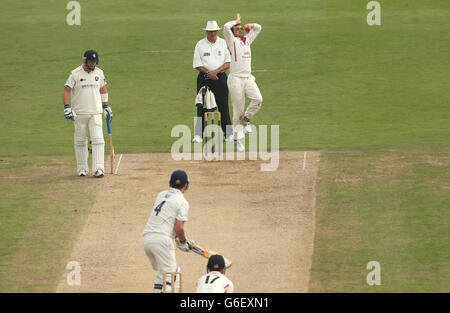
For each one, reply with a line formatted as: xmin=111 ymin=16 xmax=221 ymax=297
xmin=227 ymin=74 xmax=263 ymax=140
xmin=142 ymin=233 xmax=180 ymax=293
xmin=73 ymin=114 xmax=105 ymax=174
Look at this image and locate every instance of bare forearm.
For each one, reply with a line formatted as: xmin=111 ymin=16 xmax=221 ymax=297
xmin=174 ymin=220 xmax=187 ymax=242
xmin=195 ymin=66 xmax=209 ymax=74
xmin=62 ymin=87 xmax=71 ymax=105
xmin=176 ymin=229 xmax=186 ymax=242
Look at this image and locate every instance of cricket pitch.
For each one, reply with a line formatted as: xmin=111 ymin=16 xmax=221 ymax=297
xmin=56 ymin=151 xmax=320 ymax=292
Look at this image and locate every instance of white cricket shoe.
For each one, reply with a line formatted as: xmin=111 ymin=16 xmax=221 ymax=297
xmin=192 ymin=135 xmax=203 ymax=143
xmin=94 ymin=169 xmax=104 ymax=178
xmin=225 ymin=134 xmax=234 ymax=142
xmin=234 ymin=139 xmax=245 ymax=152
xmin=78 ymin=169 xmax=87 ymax=177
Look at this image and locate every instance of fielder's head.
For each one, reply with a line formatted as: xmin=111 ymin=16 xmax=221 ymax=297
xmin=207 ymin=254 xmax=226 ymax=273
xmin=83 ymin=50 xmax=99 ymax=72
xmin=231 ymin=24 xmax=244 ymax=37
xmin=170 ymin=170 xmax=189 ymax=191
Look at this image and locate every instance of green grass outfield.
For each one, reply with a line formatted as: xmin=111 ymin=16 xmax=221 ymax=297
xmin=310 ymin=147 xmax=449 ymax=292
xmin=0 ymin=0 xmax=449 ymax=291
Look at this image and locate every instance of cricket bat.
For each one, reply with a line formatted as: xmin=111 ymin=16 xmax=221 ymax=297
xmin=106 ymin=117 xmax=115 ymax=174
xmin=175 ymin=238 xmax=232 ymax=268
xmin=190 ymin=243 xmax=233 ymax=268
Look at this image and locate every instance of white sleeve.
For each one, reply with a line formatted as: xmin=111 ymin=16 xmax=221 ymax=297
xmin=225 ymin=279 xmax=234 ymax=293
xmin=176 ymin=199 xmax=189 ymax=221
xmin=195 ymin=276 xmax=203 ymax=292
xmin=101 ymin=71 xmax=107 ymax=88
xmin=246 ymin=23 xmax=262 ymax=45
xmin=64 ymin=73 xmax=76 ymax=88
xmin=223 ymin=20 xmax=237 ymax=51
xmin=193 ymin=41 xmax=203 ymax=69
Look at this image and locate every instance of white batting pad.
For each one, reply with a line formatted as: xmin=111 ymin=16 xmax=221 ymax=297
xmin=74 ymin=145 xmax=88 ymax=172
xmin=74 ymin=117 xmax=89 ymax=172
xmin=89 ymin=115 xmax=105 ymax=173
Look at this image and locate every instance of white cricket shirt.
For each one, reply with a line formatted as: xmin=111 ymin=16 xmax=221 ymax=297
xmin=193 ymin=37 xmax=231 ymax=71
xmin=196 ymin=271 xmax=234 ymax=293
xmin=143 ymin=188 xmax=189 ymax=238
xmin=64 ymin=65 xmax=106 ymax=114
xmin=223 ymin=21 xmax=262 ymax=77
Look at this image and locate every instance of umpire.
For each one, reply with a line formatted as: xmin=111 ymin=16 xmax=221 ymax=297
xmin=193 ymin=20 xmax=233 ymax=143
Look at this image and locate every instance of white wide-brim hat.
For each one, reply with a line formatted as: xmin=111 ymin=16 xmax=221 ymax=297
xmin=203 ymin=20 xmax=221 ymax=31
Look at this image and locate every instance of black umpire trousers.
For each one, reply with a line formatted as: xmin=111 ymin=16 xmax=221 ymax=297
xmin=195 ymin=71 xmax=232 ymax=138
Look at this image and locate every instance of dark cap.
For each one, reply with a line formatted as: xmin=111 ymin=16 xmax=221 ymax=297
xmin=207 ymin=254 xmax=225 ymax=271
xmin=170 ymin=170 xmax=189 ymax=189
xmin=83 ymin=50 xmax=99 ymax=64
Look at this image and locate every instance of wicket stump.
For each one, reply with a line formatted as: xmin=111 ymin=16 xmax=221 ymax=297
xmin=204 ymin=111 xmax=222 ymax=156
xmin=163 ymin=271 xmax=182 ymax=293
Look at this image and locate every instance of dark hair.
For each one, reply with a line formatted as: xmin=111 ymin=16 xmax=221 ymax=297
xmin=231 ymin=23 xmax=242 ymax=35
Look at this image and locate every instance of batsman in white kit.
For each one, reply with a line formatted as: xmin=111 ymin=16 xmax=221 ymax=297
xmin=223 ymin=13 xmax=263 ymax=152
xmin=142 ymin=170 xmax=195 ymax=293
xmin=196 ymin=254 xmax=234 ymax=293
xmin=62 ymin=50 xmax=113 ymax=177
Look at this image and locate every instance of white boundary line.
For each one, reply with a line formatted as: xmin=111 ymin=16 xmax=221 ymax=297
xmin=253 ymin=69 xmax=287 ymax=72
xmin=114 ymin=154 xmax=123 ymax=175
xmin=142 ymin=50 xmax=189 ymax=53
xmin=303 ymin=151 xmax=307 ymax=170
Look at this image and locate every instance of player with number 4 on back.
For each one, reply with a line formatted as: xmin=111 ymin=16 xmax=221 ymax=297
xmin=142 ymin=170 xmax=195 ymax=293
xmin=62 ymin=50 xmax=113 ymax=178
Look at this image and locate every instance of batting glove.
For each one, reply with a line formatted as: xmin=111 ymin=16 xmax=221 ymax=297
xmin=176 ymin=239 xmax=194 ymax=252
xmin=64 ymin=105 xmax=75 ymax=121
xmin=103 ymin=105 xmax=113 ymax=122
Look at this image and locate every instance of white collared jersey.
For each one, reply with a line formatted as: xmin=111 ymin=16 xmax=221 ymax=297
xmin=195 ymin=271 xmax=234 ymax=293
xmin=193 ymin=37 xmax=231 ymax=71
xmin=64 ymin=65 xmax=106 ymax=114
xmin=142 ymin=188 xmax=189 ymax=238
xmin=223 ymin=21 xmax=262 ymax=77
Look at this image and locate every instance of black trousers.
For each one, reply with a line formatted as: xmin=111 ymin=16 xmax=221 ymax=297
xmin=195 ymin=72 xmax=232 ymax=138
